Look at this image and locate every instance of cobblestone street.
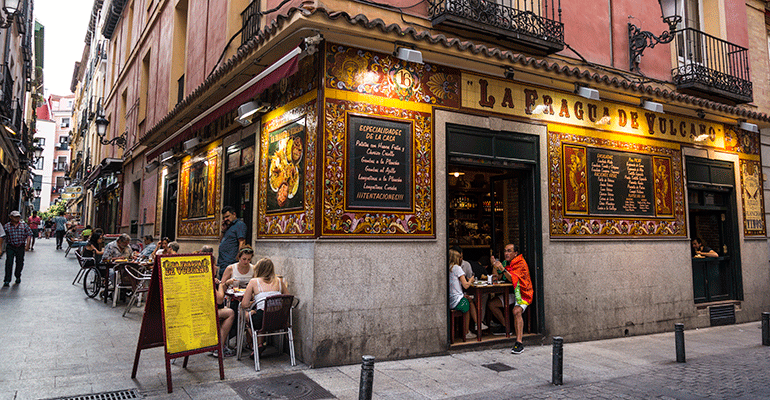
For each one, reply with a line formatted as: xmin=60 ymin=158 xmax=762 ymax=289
xmin=1 ymin=238 xmax=769 ymax=400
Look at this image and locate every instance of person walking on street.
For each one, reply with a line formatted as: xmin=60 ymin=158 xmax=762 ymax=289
xmin=27 ymin=211 xmax=41 ymax=250
xmin=3 ymin=211 xmax=32 ymax=286
xmin=53 ymin=211 xmax=67 ymax=250
xmin=217 ymin=206 xmax=247 ymax=280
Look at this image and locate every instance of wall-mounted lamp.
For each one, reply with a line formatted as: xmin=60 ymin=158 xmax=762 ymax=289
xmin=236 ymin=101 xmax=268 ymax=127
xmin=394 ymin=47 xmax=423 ymax=64
xmin=642 ymin=100 xmax=664 ymax=113
xmin=145 ymin=159 xmax=159 ymax=173
xmin=575 ymin=85 xmax=600 ymax=101
xmin=95 ymin=115 xmax=126 ymax=149
xmin=34 ymin=187 xmax=41 ymax=197
xmin=597 ymin=115 xmax=612 ymax=125
xmin=183 ymin=137 xmax=201 ymax=153
xmin=628 ymin=0 xmax=681 ymax=71
xmin=696 ymin=109 xmax=706 ymax=119
xmin=449 ymin=171 xmax=464 ymax=178
xmin=161 ymin=150 xmax=174 ymax=164
xmin=739 ymin=121 xmax=759 ymax=133
xmin=694 ymin=134 xmax=709 ymax=142
xmin=0 ymin=0 xmax=19 ymax=29
xmin=63 ymin=176 xmax=72 ymax=186
xmin=530 ymin=104 xmax=548 ymax=115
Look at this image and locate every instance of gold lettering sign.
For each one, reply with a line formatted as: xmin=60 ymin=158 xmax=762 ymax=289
xmin=462 ymin=73 xmax=724 ymax=146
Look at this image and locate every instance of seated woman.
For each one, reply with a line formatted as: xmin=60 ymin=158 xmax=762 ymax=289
xmin=213 ymin=279 xmax=236 ymax=357
xmin=241 ymin=257 xmax=288 ymax=354
xmin=152 ymin=237 xmax=169 ymax=261
xmin=221 ymin=246 xmax=255 ymax=289
xmin=82 ymin=232 xmax=105 ymax=266
xmin=166 ymin=241 xmax=180 ymax=254
xmin=448 ymin=248 xmax=479 ymax=340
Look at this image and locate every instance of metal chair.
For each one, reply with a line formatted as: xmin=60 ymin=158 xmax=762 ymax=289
xmin=112 ymin=263 xmax=140 ymax=308
xmin=122 ymin=265 xmax=152 ymax=317
xmin=65 ymin=237 xmax=87 ymax=257
xmin=73 ymin=249 xmax=95 ymax=285
xmin=246 ymin=294 xmax=297 ymax=371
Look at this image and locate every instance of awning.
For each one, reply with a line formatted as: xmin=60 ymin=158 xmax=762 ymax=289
xmin=146 ymin=46 xmax=302 ymax=161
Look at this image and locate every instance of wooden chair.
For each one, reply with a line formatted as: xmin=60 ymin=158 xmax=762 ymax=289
xmin=247 ymin=294 xmax=297 ymax=371
xmin=73 ymin=249 xmax=95 ymax=285
xmin=449 ymin=310 xmax=465 ymax=344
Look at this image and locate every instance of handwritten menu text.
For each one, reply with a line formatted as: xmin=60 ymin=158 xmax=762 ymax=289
xmin=588 ymin=149 xmax=654 ymax=216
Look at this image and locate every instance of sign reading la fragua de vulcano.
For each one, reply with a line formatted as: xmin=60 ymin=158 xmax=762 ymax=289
xmin=347 ymin=115 xmax=412 ymax=210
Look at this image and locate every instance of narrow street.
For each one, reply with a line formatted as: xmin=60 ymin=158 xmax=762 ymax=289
xmin=2 ymin=238 xmax=770 ymax=399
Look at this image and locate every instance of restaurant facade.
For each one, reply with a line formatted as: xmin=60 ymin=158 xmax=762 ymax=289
xmin=72 ymin=0 xmax=770 ymax=367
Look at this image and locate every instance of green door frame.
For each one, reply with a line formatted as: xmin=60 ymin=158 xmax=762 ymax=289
xmin=447 ymin=124 xmax=544 ymax=335
xmin=685 ymin=156 xmax=743 ymax=302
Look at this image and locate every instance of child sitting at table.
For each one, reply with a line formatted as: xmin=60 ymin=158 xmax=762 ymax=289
xmin=448 ymin=249 xmax=479 ymax=340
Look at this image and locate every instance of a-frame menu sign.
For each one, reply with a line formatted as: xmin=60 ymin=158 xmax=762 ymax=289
xmin=131 ymin=253 xmax=224 ymax=393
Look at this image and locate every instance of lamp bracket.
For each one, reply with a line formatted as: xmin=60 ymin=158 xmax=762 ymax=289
xmin=99 ymin=131 xmax=127 ymax=149
xmin=628 ymin=17 xmax=680 ymax=71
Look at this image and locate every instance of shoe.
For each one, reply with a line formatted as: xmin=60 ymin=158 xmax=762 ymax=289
xmin=491 ymin=326 xmax=507 ymax=336
xmin=465 ymin=332 xmax=476 ymax=340
xmin=481 ymin=322 xmax=489 ymax=331
xmin=511 ymin=342 xmax=524 ymax=354
xmin=222 ymin=347 xmax=236 ymax=358
xmin=2 ymin=282 xmax=8 ymax=287
xmin=14 ymin=279 xmax=20 ymax=285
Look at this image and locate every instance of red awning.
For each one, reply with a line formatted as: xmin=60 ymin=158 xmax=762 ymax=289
xmin=147 ymin=47 xmax=301 ymax=161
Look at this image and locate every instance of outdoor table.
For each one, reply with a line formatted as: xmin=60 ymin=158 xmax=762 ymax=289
xmin=106 ymin=260 xmax=146 ymax=307
xmin=466 ymin=282 xmax=513 ymax=341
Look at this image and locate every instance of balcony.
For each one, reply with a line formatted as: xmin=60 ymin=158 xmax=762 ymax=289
xmin=429 ymin=0 xmax=564 ymax=55
xmin=671 ymin=28 xmax=752 ymax=104
xmin=0 ymin=65 xmax=11 ymax=120
xmin=241 ymin=0 xmax=260 ymax=46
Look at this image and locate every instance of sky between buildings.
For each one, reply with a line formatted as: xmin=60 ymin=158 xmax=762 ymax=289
xmin=35 ymin=0 xmax=93 ymax=96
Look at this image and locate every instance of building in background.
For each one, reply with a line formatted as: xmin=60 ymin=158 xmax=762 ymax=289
xmin=0 ymin=0 xmax=36 ymax=220
xmin=68 ymin=0 xmax=770 ymax=367
xmin=32 ymin=97 xmax=53 ymax=209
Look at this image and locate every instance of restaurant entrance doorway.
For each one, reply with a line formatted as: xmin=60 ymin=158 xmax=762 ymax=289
xmin=685 ymin=157 xmax=743 ymax=304
xmin=446 ymin=124 xmax=542 ymax=345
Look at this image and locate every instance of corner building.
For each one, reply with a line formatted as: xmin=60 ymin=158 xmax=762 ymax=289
xmin=99 ymin=0 xmax=770 ymax=366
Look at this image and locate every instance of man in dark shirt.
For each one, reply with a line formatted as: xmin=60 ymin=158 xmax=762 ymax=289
xmin=4 ymin=211 xmax=32 ymax=286
xmin=217 ymin=206 xmax=247 ymax=279
xmin=691 ymin=238 xmax=718 ymax=257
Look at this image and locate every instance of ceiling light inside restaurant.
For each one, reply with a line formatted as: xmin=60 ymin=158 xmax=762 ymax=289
xmin=642 ymin=100 xmax=664 ymax=113
xmin=739 ymin=121 xmax=759 ymax=133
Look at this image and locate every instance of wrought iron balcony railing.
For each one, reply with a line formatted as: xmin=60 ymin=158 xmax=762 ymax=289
xmin=430 ymin=0 xmax=564 ymax=55
xmin=241 ymin=0 xmax=260 ymax=46
xmin=671 ymin=28 xmax=752 ymax=104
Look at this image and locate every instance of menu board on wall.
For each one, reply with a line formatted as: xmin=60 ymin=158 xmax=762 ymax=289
xmin=587 ymin=148 xmax=654 ymax=216
xmin=347 ymin=115 xmax=412 ymax=209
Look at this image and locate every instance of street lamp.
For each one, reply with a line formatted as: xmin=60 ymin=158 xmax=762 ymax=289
xmin=628 ymin=0 xmax=681 ymax=71
xmin=0 ymin=0 xmax=19 ymax=29
xmin=34 ymin=187 xmax=41 ymax=197
xmin=95 ymin=115 xmax=126 ymax=149
xmin=64 ymin=175 xmax=71 ymax=186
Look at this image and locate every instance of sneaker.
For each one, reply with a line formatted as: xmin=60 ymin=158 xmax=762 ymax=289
xmin=511 ymin=342 xmax=524 ymax=354
xmin=222 ymin=347 xmax=237 ymax=358
xmin=2 ymin=282 xmax=8 ymax=287
xmin=465 ymin=332 xmax=477 ymax=340
xmin=481 ymin=322 xmax=489 ymax=331
xmin=491 ymin=326 xmax=507 ymax=336
xmin=14 ymin=279 xmax=20 ymax=284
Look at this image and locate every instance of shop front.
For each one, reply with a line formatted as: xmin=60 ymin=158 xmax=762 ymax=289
xmin=246 ymin=41 xmax=768 ymax=367
xmin=84 ymin=158 xmax=123 ymax=234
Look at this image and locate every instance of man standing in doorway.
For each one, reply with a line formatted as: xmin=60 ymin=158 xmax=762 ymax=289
xmin=53 ymin=211 xmax=68 ymax=250
xmin=3 ymin=211 xmax=32 ymax=286
xmin=218 ymin=206 xmax=246 ymax=279
xmin=489 ymin=243 xmax=533 ymax=354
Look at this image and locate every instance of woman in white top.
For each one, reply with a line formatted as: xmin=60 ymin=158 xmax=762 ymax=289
xmin=448 ymin=249 xmax=478 ymax=340
xmin=241 ymin=257 xmax=288 ymax=353
xmin=221 ymin=246 xmax=255 ymax=289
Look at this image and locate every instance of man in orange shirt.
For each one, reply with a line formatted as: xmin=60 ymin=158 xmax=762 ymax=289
xmin=489 ymin=243 xmax=533 ymax=354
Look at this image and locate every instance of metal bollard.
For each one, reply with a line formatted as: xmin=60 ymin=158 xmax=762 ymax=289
xmin=675 ymin=323 xmax=685 ymax=363
xmin=552 ymin=336 xmax=563 ymax=386
xmin=762 ymin=312 xmax=770 ymax=346
xmin=358 ymin=355 xmax=375 ymax=400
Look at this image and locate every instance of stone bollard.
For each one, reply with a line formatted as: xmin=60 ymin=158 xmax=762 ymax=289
xmin=675 ymin=323 xmax=685 ymax=363
xmin=552 ymin=336 xmax=563 ymax=386
xmin=762 ymin=312 xmax=770 ymax=346
xmin=358 ymin=355 xmax=375 ymax=400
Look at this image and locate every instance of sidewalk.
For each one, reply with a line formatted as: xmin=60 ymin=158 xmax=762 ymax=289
xmin=1 ymin=238 xmax=769 ymax=399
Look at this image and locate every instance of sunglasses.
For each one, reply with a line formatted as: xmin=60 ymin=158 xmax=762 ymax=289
xmin=241 ymin=248 xmax=254 ymax=254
